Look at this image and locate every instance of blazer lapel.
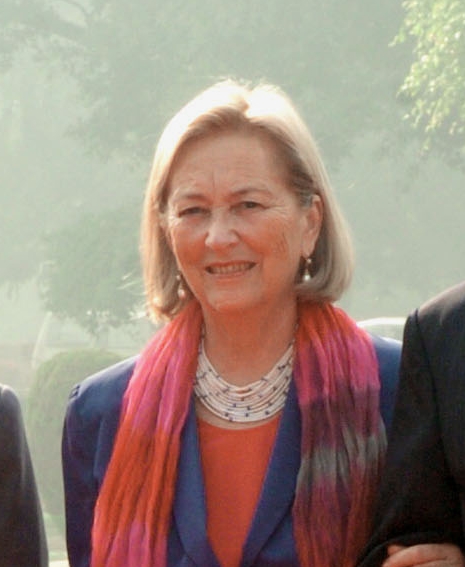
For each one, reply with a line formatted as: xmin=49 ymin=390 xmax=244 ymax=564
xmin=174 ymin=385 xmax=301 ymax=567
xmin=241 ymin=381 xmax=301 ymax=566
xmin=173 ymin=400 xmax=220 ymax=567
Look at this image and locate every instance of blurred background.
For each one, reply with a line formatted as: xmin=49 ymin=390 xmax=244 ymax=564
xmin=1 ymin=0 xmax=464 ymax=562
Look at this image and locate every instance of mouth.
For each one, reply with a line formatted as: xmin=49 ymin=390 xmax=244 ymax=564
xmin=206 ymin=262 xmax=255 ymax=275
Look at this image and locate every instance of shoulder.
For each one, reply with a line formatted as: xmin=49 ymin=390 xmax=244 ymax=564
xmin=0 ymin=385 xmax=28 ymax=463
xmin=0 ymin=385 xmax=25 ymax=439
xmin=370 ymin=335 xmax=402 ymax=431
xmin=0 ymin=384 xmax=21 ymax=417
xmin=66 ymin=356 xmax=138 ymax=426
xmin=418 ymin=281 xmax=465 ymax=327
xmin=407 ymin=281 xmax=465 ymax=350
xmin=63 ymin=357 xmax=138 ymax=474
xmin=371 ymin=334 xmax=402 ymax=374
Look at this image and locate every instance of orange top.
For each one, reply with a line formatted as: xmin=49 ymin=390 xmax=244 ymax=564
xmin=197 ymin=417 xmax=280 ymax=567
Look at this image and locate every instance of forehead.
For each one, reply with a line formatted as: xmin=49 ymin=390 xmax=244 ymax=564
xmin=168 ymin=130 xmax=289 ymax=192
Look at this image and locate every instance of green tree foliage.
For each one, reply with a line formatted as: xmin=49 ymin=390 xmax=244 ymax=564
xmin=2 ymin=0 xmax=464 ymax=332
xmin=26 ymin=348 xmax=123 ymax=533
xmin=1 ymin=0 xmax=409 ymax=163
xmin=0 ymin=0 xmax=413 ymax=329
xmin=39 ymin=205 xmax=142 ymax=336
xmin=0 ymin=56 xmax=144 ymax=288
xmin=395 ymin=0 xmax=465 ymax=156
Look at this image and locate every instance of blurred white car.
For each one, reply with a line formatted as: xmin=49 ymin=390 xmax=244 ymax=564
xmin=357 ymin=317 xmax=406 ymax=341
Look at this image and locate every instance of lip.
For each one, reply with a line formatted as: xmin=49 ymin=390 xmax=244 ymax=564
xmin=205 ymin=262 xmax=255 ymax=275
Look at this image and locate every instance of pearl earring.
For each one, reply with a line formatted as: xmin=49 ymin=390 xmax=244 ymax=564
xmin=176 ymin=273 xmax=187 ymax=300
xmin=302 ymin=257 xmax=312 ymax=283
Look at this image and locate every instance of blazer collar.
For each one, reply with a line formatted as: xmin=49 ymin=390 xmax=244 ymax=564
xmin=173 ymin=382 xmax=301 ymax=567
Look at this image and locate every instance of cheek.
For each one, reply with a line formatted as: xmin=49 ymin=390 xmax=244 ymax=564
xmin=271 ymin=231 xmax=293 ymax=256
xmin=267 ymin=213 xmax=300 ymax=257
xmin=168 ymin=224 xmax=205 ymax=268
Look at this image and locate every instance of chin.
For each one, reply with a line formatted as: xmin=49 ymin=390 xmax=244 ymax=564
xmin=209 ymin=300 xmax=249 ymax=314
xmin=200 ymin=293 xmax=266 ymax=317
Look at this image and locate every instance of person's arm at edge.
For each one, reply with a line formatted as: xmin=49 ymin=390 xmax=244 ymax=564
xmin=0 ymin=385 xmax=48 ymax=567
xmin=357 ymin=310 xmax=464 ymax=566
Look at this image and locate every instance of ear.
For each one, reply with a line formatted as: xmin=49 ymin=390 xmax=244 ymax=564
xmin=301 ymin=194 xmax=323 ymax=257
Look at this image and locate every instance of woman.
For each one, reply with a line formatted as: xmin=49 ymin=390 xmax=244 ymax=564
xmin=62 ymin=80 xmax=461 ymax=567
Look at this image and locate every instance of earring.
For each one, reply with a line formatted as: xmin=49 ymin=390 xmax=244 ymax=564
xmin=302 ymin=256 xmax=312 ymax=283
xmin=176 ymin=273 xmax=187 ymax=300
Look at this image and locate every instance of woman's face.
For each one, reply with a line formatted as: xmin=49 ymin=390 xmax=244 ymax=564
xmin=165 ymin=130 xmax=322 ymax=318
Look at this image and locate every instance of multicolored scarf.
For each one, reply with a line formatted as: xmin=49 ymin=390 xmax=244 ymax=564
xmin=91 ymin=300 xmax=386 ymax=567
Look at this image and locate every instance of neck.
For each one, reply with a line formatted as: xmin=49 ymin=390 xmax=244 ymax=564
xmin=201 ymin=300 xmax=298 ymax=386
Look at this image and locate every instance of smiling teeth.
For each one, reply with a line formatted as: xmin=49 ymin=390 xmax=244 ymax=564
xmin=209 ymin=263 xmax=252 ymax=274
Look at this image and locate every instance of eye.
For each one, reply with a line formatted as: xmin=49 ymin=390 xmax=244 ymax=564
xmin=178 ymin=206 xmax=207 ymax=217
xmin=237 ymin=200 xmax=263 ymax=211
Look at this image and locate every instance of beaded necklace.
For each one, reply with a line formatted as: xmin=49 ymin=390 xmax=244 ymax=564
xmin=194 ymin=340 xmax=293 ymax=422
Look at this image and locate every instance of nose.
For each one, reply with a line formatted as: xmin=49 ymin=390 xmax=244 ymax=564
xmin=204 ymin=210 xmax=239 ymax=249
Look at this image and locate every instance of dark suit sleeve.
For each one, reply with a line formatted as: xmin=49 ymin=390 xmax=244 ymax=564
xmin=0 ymin=386 xmax=48 ymax=567
xmin=358 ymin=311 xmax=464 ymax=567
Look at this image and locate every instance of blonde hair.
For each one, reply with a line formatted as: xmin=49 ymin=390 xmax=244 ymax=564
xmin=141 ymin=79 xmax=354 ymax=321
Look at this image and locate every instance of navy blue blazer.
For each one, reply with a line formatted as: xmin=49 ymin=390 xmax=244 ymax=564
xmin=62 ymin=335 xmax=401 ymax=567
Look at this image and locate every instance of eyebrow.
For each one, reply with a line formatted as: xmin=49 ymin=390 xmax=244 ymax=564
xmin=231 ymin=186 xmax=272 ymax=197
xmin=168 ymin=190 xmax=208 ymax=205
xmin=169 ymin=185 xmax=273 ymax=204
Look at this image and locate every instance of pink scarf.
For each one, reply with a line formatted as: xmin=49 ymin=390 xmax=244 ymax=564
xmin=91 ymin=300 xmax=385 ymax=567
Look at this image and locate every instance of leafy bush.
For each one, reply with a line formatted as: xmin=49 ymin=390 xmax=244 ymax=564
xmin=26 ymin=349 xmax=123 ymax=534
